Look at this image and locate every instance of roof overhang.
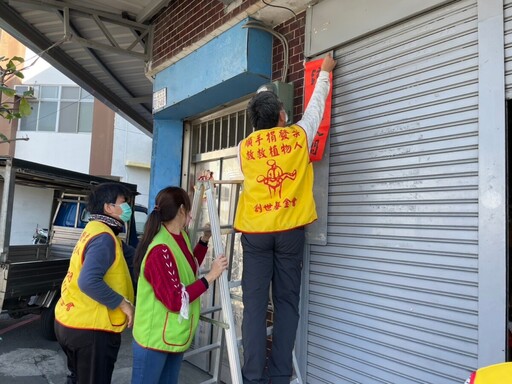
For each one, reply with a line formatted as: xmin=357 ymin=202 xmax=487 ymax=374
xmin=0 ymin=0 xmax=160 ymax=136
xmin=0 ymin=0 xmax=312 ymax=137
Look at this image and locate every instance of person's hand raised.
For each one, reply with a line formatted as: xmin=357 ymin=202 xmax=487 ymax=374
xmin=321 ymin=53 xmax=337 ymax=73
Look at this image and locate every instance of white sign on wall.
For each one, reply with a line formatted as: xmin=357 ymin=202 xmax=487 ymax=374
xmin=153 ymin=88 xmax=167 ymax=112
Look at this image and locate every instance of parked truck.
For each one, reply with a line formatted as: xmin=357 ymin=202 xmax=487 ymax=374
xmin=0 ymin=156 xmax=142 ymax=339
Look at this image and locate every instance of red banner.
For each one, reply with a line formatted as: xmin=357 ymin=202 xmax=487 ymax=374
xmin=304 ymin=59 xmax=333 ymax=162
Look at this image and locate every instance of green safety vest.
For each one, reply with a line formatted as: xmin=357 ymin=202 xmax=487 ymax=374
xmin=132 ymin=226 xmax=200 ymax=352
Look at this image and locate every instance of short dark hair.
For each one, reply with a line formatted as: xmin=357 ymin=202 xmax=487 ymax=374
xmin=87 ymin=182 xmax=133 ymax=214
xmin=247 ymin=91 xmax=282 ymax=130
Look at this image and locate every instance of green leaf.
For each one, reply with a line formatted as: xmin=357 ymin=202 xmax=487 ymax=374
xmin=0 ymin=86 xmax=15 ymax=97
xmin=0 ymin=133 xmax=8 ymax=142
xmin=10 ymin=56 xmax=24 ymax=63
xmin=19 ymin=98 xmax=32 ymax=116
xmin=14 ymin=71 xmax=24 ymax=79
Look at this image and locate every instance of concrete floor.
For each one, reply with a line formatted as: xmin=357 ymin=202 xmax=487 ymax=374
xmin=0 ymin=313 xmax=216 ymax=384
xmin=113 ymin=330 xmax=215 ymax=384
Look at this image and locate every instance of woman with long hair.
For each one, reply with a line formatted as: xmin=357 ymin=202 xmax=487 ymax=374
xmin=131 ymin=186 xmax=228 ymax=384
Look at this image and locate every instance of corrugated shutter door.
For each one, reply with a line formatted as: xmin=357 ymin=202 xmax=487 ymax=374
xmin=505 ymin=0 xmax=512 ymax=96
xmin=307 ymin=1 xmax=479 ymax=383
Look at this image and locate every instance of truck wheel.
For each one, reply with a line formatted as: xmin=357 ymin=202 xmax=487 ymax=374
xmin=40 ymin=300 xmax=57 ymax=341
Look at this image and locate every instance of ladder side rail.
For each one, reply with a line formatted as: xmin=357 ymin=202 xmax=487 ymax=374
xmin=204 ymin=181 xmax=243 ymax=384
xmin=189 ymin=182 xmax=205 ymax=243
xmin=225 ymin=182 xmax=241 ymax=281
xmin=210 ymin=325 xmax=225 ymax=383
xmin=211 ymin=182 xmax=240 ymax=383
xmin=188 ymin=181 xmax=220 ymax=379
xmin=205 ymin=183 xmax=227 ymax=384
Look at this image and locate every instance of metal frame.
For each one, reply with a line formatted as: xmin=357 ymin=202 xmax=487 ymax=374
xmin=0 ymin=0 xmax=153 ymax=134
xmin=477 ymin=0 xmax=507 ymax=366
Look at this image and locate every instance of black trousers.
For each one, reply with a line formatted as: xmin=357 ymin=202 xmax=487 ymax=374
xmin=54 ymin=321 xmax=121 ymax=384
xmin=241 ymin=228 xmax=305 ymax=384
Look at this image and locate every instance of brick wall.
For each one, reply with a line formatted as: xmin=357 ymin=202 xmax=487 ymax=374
xmin=153 ymin=3 xmax=307 ymax=120
xmin=152 ymin=0 xmax=259 ymax=69
xmin=272 ymin=11 xmax=306 ymax=123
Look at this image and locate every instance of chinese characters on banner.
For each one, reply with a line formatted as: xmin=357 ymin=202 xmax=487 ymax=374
xmin=304 ymin=58 xmax=333 ymax=162
xmin=243 ymin=127 xmax=304 ymax=214
xmin=243 ymin=128 xmax=303 ymax=162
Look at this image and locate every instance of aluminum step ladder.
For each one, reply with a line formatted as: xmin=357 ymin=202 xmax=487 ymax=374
xmin=186 ymin=176 xmax=303 ymax=384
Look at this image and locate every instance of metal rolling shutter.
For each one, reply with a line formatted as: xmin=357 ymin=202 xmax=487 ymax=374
xmin=307 ymin=1 xmax=479 ymax=383
xmin=505 ymin=0 xmax=512 ymax=96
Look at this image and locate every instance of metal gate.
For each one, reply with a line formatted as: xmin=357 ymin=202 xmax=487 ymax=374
xmin=307 ymin=1 xmax=479 ymax=383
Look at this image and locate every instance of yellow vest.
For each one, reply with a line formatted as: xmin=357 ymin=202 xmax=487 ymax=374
xmin=234 ymin=124 xmax=317 ymax=233
xmin=55 ymin=220 xmax=134 ymax=332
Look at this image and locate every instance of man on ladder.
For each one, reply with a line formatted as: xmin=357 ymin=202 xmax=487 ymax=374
xmin=233 ymin=53 xmax=337 ymax=384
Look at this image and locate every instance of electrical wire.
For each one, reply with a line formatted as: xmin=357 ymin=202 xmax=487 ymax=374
xmin=18 ymin=37 xmax=68 ymax=75
xmin=242 ymin=20 xmax=289 ymax=82
xmin=261 ymin=0 xmax=297 ymax=18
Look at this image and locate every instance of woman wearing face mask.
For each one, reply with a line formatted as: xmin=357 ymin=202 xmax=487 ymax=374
xmin=54 ymin=182 xmax=136 ymax=384
xmin=131 ymin=186 xmax=228 ymax=384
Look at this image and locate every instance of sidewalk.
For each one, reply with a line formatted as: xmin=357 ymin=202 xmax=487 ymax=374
xmin=113 ymin=330 xmax=213 ymax=384
xmin=0 ymin=313 xmax=214 ymax=384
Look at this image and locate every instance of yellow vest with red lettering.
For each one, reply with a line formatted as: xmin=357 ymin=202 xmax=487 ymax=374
xmin=55 ymin=220 xmax=134 ymax=332
xmin=234 ymin=124 xmax=317 ymax=233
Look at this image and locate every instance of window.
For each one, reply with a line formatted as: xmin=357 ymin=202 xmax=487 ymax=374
xmin=18 ymin=85 xmax=94 ymax=133
xmin=190 ymin=102 xmax=253 ymax=155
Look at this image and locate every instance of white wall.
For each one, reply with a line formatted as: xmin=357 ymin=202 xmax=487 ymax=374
xmin=111 ymin=114 xmax=151 ymax=207
xmin=14 ymin=131 xmax=91 ymax=173
xmin=22 ymin=49 xmax=75 ymax=85
xmin=15 ymin=50 xmax=92 ymax=173
xmin=10 ymin=184 xmax=54 ymax=245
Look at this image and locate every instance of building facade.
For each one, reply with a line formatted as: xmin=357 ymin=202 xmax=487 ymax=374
xmin=0 ymin=33 xmax=151 ymax=243
xmin=147 ymin=1 xmax=510 ymax=383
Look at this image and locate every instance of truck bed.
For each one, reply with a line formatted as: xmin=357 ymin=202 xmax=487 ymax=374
xmin=0 ymin=243 xmax=72 ymax=306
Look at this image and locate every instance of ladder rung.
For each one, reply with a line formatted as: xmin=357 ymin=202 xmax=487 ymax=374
xmin=197 ymin=224 xmax=234 ymax=234
xmin=230 ymin=293 xmax=242 ymax=302
xmin=210 ymin=179 xmax=244 ymax=185
xmin=184 ymin=341 xmax=221 ymax=358
xmin=199 ymin=315 xmax=230 ymax=329
xmin=200 ymin=305 xmax=222 ymax=315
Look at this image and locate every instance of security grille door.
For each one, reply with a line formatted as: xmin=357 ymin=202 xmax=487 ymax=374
xmin=307 ymin=1 xmax=479 ymax=383
xmin=184 ymin=102 xmax=250 ymax=383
